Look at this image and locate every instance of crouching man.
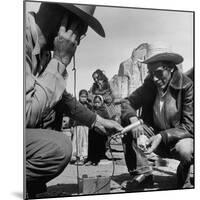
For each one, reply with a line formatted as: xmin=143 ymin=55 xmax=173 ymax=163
xmin=25 ymin=2 xmax=122 ymax=198
xmin=121 ymin=43 xmax=194 ymax=190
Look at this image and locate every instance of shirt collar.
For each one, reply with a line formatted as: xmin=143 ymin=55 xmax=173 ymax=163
xmin=169 ymin=68 xmax=186 ymax=90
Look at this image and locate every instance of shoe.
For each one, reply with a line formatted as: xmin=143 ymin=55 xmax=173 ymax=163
xmin=105 ymin=150 xmax=113 ymax=160
xmin=74 ymin=160 xmax=83 ymax=166
xmin=70 ymin=156 xmax=77 ymax=164
xmin=121 ymin=173 xmax=154 ymax=191
xmin=74 ymin=159 xmax=85 ymax=166
xmin=92 ymin=162 xmax=99 ymax=166
xmin=182 ymin=182 xmax=194 ymax=189
xmin=82 ymin=158 xmax=88 ymax=164
xmin=129 ymin=166 xmax=153 ymax=176
xmin=85 ymin=161 xmax=93 ymax=166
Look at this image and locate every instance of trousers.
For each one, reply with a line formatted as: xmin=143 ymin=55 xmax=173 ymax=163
xmin=26 ymin=128 xmax=72 ymax=195
xmin=71 ymin=126 xmax=89 ymax=159
xmin=87 ymin=128 xmax=107 ymax=163
xmin=122 ymin=124 xmax=194 ymax=188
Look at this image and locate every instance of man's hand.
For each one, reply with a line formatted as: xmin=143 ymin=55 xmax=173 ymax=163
xmin=53 ymin=14 xmax=85 ymax=71
xmin=53 ymin=28 xmax=78 ymax=68
xmin=145 ymin=134 xmax=162 ymax=154
xmin=129 ymin=116 xmax=144 ymax=138
xmin=137 ymin=134 xmax=149 ymax=152
xmin=93 ymin=115 xmax=123 ymax=136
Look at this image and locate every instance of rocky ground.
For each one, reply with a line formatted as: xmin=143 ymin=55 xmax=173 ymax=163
xmin=36 ymin=138 xmax=185 ymax=199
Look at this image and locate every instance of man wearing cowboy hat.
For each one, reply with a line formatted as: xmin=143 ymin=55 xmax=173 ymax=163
xmin=121 ymin=42 xmax=193 ymax=189
xmin=25 ymin=2 xmax=122 ymax=198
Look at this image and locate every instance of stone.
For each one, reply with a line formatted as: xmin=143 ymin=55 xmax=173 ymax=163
xmin=110 ymin=43 xmax=149 ymax=99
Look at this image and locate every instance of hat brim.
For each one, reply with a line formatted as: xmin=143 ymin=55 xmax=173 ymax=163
xmin=142 ymin=53 xmax=183 ymax=64
xmin=60 ymin=4 xmax=105 ymax=37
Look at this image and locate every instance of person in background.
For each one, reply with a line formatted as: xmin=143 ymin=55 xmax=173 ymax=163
xmin=89 ymin=69 xmax=119 ymax=159
xmin=121 ymin=43 xmax=194 ymax=190
xmin=25 ymin=2 xmax=123 ymax=198
xmin=89 ymin=69 xmax=117 ymax=119
xmin=70 ymin=90 xmax=92 ymax=165
xmin=86 ymin=95 xmax=111 ymax=166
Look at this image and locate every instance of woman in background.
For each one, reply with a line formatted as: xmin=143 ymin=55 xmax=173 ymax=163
xmin=89 ymin=69 xmax=117 ymax=119
xmin=86 ymin=95 xmax=110 ymax=166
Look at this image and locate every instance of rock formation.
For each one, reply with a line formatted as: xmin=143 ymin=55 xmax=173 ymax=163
xmin=110 ymin=43 xmax=149 ymax=100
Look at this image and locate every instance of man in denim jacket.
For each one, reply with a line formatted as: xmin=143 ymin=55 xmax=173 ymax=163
xmin=121 ymin=43 xmax=193 ymax=189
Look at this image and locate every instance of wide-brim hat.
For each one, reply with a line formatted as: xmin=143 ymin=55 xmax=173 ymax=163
xmin=59 ymin=3 xmax=105 ymax=37
xmin=141 ymin=42 xmax=183 ymax=64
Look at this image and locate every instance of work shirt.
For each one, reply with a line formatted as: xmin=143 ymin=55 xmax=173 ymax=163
xmin=25 ymin=12 xmax=66 ymax=127
xmin=25 ymin=12 xmax=96 ymax=129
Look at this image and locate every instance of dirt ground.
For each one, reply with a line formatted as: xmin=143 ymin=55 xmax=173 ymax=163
xmin=36 ymin=138 xmax=185 ymax=199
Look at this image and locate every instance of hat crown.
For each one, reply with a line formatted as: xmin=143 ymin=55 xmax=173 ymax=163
xmin=60 ymin=3 xmax=105 ymax=37
xmin=142 ymin=42 xmax=183 ymax=64
xmin=75 ymin=5 xmax=96 ymax=16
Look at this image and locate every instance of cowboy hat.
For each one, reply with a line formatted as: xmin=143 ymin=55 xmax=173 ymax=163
xmin=141 ymin=42 xmax=183 ymax=64
xmin=59 ymin=3 xmax=105 ymax=37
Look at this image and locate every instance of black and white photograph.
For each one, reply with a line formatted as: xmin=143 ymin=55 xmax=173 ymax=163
xmin=24 ymin=0 xmax=194 ymax=199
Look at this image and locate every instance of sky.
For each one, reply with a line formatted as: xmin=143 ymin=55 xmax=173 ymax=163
xmin=25 ymin=1 xmax=193 ymax=94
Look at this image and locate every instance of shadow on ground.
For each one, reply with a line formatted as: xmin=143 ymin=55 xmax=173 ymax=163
xmin=37 ymin=184 xmax=76 ymax=198
xmin=35 ymin=144 xmax=183 ymax=198
xmin=36 ymin=170 xmax=177 ymax=198
xmin=111 ymin=169 xmax=177 ymax=193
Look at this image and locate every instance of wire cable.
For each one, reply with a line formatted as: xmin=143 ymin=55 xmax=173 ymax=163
xmin=72 ymin=55 xmax=80 ymax=195
xmin=93 ymin=119 xmax=143 ymax=193
xmin=93 ymin=135 xmax=118 ymax=194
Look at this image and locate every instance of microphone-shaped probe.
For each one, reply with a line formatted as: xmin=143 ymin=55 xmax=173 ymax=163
xmin=111 ymin=119 xmax=143 ymax=139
